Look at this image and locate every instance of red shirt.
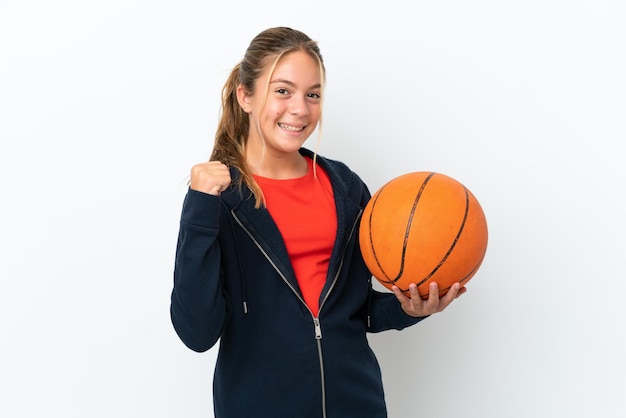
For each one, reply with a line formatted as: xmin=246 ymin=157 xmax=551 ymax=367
xmin=254 ymin=157 xmax=337 ymax=316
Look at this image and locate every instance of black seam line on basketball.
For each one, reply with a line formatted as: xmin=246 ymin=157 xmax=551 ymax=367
xmin=414 ymin=185 xmax=470 ymax=287
xmin=397 ymin=235 xmax=479 ymax=295
xmin=432 ymin=262 xmax=481 ymax=294
xmin=373 ymin=172 xmax=436 ymax=285
xmin=367 ymin=186 xmax=388 ymax=280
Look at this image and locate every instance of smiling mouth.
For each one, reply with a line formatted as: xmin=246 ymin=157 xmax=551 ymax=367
xmin=278 ymin=122 xmax=305 ymax=132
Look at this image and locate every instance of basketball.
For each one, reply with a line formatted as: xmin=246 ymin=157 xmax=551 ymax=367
xmin=359 ymin=172 xmax=488 ymax=299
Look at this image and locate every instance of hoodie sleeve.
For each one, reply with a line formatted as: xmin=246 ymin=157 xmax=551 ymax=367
xmin=366 ymin=289 xmax=427 ymax=332
xmin=170 ymin=189 xmax=229 ymax=352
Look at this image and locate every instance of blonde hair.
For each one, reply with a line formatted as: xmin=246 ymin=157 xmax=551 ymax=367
xmin=210 ymin=27 xmax=326 ymax=208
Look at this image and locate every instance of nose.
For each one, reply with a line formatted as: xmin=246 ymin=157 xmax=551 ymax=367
xmin=289 ymin=95 xmax=309 ymax=116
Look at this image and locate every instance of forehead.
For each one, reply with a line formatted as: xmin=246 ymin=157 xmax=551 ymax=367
xmin=263 ymin=50 xmax=322 ymax=86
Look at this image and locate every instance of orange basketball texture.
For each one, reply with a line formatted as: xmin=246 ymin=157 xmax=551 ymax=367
xmin=359 ymin=172 xmax=488 ymax=299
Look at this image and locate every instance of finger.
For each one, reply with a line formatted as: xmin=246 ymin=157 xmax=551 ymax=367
xmin=209 ymin=183 xmax=225 ymax=195
xmin=426 ymin=281 xmax=440 ymax=309
xmin=407 ymin=283 xmax=421 ymax=301
xmin=438 ymin=282 xmax=461 ymax=310
xmin=391 ymin=285 xmax=409 ymax=304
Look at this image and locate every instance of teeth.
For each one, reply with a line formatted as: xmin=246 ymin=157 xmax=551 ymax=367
xmin=279 ymin=123 xmax=304 ymax=132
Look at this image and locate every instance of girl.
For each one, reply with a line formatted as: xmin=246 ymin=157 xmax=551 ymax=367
xmin=170 ymin=26 xmax=465 ymax=418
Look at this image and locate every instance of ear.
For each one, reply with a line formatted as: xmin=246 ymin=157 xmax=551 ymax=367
xmin=236 ymin=84 xmax=251 ymax=113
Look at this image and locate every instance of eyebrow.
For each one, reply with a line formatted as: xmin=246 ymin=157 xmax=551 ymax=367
xmin=270 ymin=79 xmax=322 ymax=90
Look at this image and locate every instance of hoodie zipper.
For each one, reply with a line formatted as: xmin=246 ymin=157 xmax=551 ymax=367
xmin=317 ymin=208 xmax=362 ymax=315
xmin=232 ymin=208 xmax=362 ymax=418
xmin=232 ymin=210 xmax=309 ymax=308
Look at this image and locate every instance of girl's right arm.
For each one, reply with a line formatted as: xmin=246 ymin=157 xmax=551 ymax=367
xmin=170 ymin=162 xmax=232 ymax=352
xmin=170 ymin=189 xmax=227 ymax=352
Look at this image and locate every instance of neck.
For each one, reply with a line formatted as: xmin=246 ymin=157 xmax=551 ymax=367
xmin=246 ymin=149 xmax=309 ymax=179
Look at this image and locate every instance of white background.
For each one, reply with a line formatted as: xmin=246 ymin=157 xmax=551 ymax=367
xmin=1 ymin=1 xmax=625 ymax=417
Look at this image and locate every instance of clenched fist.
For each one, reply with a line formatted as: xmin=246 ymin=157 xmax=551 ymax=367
xmin=190 ymin=161 xmax=231 ymax=196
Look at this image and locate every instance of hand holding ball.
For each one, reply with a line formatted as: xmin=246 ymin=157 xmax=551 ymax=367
xmin=359 ymin=172 xmax=488 ymax=299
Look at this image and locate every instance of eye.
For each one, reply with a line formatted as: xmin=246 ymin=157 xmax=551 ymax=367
xmin=307 ymin=92 xmax=321 ymax=100
xmin=275 ymin=88 xmax=290 ymax=95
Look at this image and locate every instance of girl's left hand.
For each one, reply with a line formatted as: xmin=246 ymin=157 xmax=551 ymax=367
xmin=391 ymin=281 xmax=466 ymax=318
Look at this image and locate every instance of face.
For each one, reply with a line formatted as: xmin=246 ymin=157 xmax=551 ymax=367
xmin=238 ymin=50 xmax=322 ymax=157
